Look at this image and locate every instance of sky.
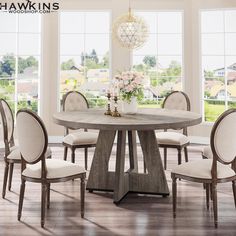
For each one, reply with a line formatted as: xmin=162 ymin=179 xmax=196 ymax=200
xmin=0 ymin=10 xmax=236 ymax=72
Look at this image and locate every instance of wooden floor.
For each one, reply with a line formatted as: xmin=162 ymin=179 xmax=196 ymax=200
xmin=0 ymin=144 xmax=236 ymax=236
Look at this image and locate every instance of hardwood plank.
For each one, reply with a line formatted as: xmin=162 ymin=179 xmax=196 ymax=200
xmin=0 ymin=145 xmax=236 ymax=235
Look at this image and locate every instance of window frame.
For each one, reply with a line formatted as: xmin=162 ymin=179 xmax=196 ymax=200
xmin=58 ymin=9 xmax=112 ymax=109
xmin=200 ymin=8 xmax=236 ymax=123
xmin=131 ymin=10 xmax=185 ymax=105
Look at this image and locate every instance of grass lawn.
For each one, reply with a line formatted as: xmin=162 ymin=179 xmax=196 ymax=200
xmin=204 ymin=102 xmax=225 ymax=122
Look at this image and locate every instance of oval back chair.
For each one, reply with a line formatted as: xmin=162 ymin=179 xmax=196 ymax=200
xmin=155 ymin=91 xmax=191 ymax=171
xmin=16 ymin=109 xmax=86 ymax=228
xmin=171 ymin=108 xmax=236 ymax=227
xmin=61 ymin=91 xmax=98 ymax=170
xmin=0 ymin=99 xmax=17 ymax=198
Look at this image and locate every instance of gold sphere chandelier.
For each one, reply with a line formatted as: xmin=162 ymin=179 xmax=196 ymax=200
xmin=112 ymin=2 xmax=149 ymax=50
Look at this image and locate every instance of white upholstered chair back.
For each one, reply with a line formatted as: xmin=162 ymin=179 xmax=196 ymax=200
xmin=16 ymin=110 xmax=48 ymax=164
xmin=0 ymin=99 xmax=14 ymax=143
xmin=163 ymin=91 xmax=190 ymax=111
xmin=62 ymin=91 xmax=89 ymax=112
xmin=211 ymin=109 xmax=236 ymax=164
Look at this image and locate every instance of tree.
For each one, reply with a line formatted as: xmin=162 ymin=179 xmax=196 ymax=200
xmin=18 ymin=56 xmax=38 ymax=73
xmin=102 ymin=51 xmax=109 ymax=67
xmin=90 ymin=49 xmax=99 ymax=64
xmin=143 ymin=56 xmax=156 ymax=68
xmin=158 ymin=60 xmax=181 ymax=85
xmin=61 ymin=59 xmax=76 ymax=70
xmin=0 ymin=54 xmax=15 ymax=76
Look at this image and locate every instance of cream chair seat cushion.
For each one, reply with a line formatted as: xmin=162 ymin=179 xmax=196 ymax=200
xmin=202 ymin=146 xmax=213 ymax=159
xmin=172 ymin=159 xmax=235 ymax=179
xmin=22 ymin=159 xmax=85 ymax=179
xmin=63 ymin=131 xmax=98 ymax=146
xmin=7 ymin=146 xmax=52 ymax=160
xmin=156 ymin=132 xmax=189 ymax=146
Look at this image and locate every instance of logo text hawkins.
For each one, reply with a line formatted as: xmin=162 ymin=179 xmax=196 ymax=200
xmin=0 ymin=0 xmax=59 ymax=14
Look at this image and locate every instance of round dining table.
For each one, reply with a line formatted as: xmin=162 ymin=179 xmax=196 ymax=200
xmin=53 ymin=108 xmax=201 ymax=204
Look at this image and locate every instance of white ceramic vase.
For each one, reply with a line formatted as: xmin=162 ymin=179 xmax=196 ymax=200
xmin=122 ymin=97 xmax=138 ymax=114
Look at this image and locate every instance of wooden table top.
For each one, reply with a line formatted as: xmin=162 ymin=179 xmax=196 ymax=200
xmin=53 ymin=108 xmax=201 ymax=131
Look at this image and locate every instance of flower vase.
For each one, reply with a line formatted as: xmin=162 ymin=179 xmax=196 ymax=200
xmin=122 ymin=97 xmax=138 ymax=114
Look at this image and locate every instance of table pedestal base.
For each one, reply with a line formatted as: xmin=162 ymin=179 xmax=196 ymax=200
xmin=86 ymin=130 xmax=169 ymax=203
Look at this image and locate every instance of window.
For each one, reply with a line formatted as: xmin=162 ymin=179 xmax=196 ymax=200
xmin=133 ymin=11 xmax=183 ymax=108
xmin=59 ymin=11 xmax=110 ymax=108
xmin=202 ymin=10 xmax=236 ymax=122
xmin=0 ymin=13 xmax=41 ymax=115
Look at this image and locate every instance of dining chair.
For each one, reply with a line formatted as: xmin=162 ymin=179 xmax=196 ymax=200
xmin=62 ymin=91 xmax=98 ymax=170
xmin=16 ymin=109 xmax=86 ymax=228
xmin=0 ymin=99 xmax=51 ymax=198
xmin=156 ymin=91 xmax=191 ymax=170
xmin=171 ymin=108 xmax=236 ymax=227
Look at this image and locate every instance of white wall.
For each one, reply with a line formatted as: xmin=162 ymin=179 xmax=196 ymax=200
xmin=38 ymin=0 xmax=236 ymax=141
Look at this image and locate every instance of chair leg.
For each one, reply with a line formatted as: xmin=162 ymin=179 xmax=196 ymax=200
xmin=71 ymin=148 xmax=75 ymax=163
xmin=8 ymin=163 xmax=14 ymax=191
xmin=80 ymin=177 xmax=85 ymax=218
xmin=47 ymin=183 xmax=50 ymax=209
xmin=64 ymin=146 xmax=68 ymax=161
xmin=143 ymin=157 xmax=147 ymax=173
xmin=232 ymin=181 xmax=236 ymax=208
xmin=212 ymin=183 xmax=218 ymax=228
xmin=84 ymin=148 xmax=88 ymax=170
xmin=2 ymin=163 xmax=9 ymax=198
xmin=177 ymin=148 xmax=182 ymax=165
xmin=18 ymin=179 xmax=25 ymax=221
xmin=164 ymin=148 xmax=167 ymax=170
xmin=41 ymin=183 xmax=47 ymax=228
xmin=206 ymin=183 xmax=210 ymax=210
xmin=172 ymin=175 xmax=177 ymax=218
xmin=184 ymin=147 xmax=188 ymax=162
xmin=210 ymin=183 xmax=213 ymax=200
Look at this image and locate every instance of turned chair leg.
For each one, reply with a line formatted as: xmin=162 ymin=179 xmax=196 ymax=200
xmin=232 ymin=181 xmax=236 ymax=208
xmin=84 ymin=148 xmax=88 ymax=170
xmin=2 ymin=163 xmax=9 ymax=198
xmin=71 ymin=148 xmax=75 ymax=163
xmin=64 ymin=146 xmax=68 ymax=161
xmin=205 ymin=183 xmax=210 ymax=210
xmin=172 ymin=175 xmax=177 ymax=218
xmin=177 ymin=148 xmax=182 ymax=165
xmin=8 ymin=163 xmax=14 ymax=191
xmin=41 ymin=183 xmax=47 ymax=228
xmin=143 ymin=157 xmax=147 ymax=174
xmin=212 ymin=183 xmax=218 ymax=228
xmin=80 ymin=177 xmax=85 ymax=218
xmin=164 ymin=148 xmax=167 ymax=170
xmin=18 ymin=179 xmax=25 ymax=221
xmin=184 ymin=147 xmax=188 ymax=162
xmin=47 ymin=183 xmax=50 ymax=209
xmin=143 ymin=158 xmax=147 ymax=173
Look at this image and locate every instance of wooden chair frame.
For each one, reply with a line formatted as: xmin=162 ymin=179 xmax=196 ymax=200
xmin=0 ymin=99 xmax=20 ymax=198
xmin=17 ymin=109 xmax=86 ymax=228
xmin=62 ymin=91 xmax=96 ymax=169
xmin=171 ymin=108 xmax=236 ymax=228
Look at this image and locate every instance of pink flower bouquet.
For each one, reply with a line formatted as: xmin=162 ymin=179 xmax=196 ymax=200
xmin=114 ymin=71 xmax=144 ymax=103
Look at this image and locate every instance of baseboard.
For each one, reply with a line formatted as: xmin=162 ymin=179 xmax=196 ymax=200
xmin=48 ymin=135 xmax=210 ymax=145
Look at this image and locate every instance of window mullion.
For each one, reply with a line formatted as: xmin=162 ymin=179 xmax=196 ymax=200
xmin=15 ymin=14 xmax=19 ymax=118
xmin=223 ymin=10 xmax=228 ymax=110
